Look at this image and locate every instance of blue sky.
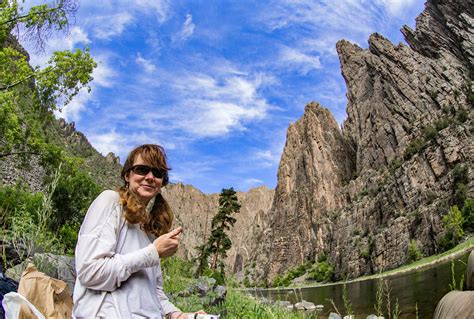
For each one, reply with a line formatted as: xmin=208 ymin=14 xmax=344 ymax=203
xmin=24 ymin=0 xmax=424 ymax=194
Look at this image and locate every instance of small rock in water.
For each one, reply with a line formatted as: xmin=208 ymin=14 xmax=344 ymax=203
xmin=328 ymin=313 xmax=342 ymax=319
xmin=275 ymin=300 xmax=292 ymax=308
xmin=315 ymin=304 xmax=324 ymax=311
xmin=294 ymin=300 xmax=316 ymax=311
xmin=366 ymin=315 xmax=384 ymax=319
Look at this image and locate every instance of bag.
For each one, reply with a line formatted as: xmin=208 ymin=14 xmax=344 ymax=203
xmin=17 ymin=263 xmax=73 ymax=319
xmin=2 ymin=292 xmax=45 ymax=319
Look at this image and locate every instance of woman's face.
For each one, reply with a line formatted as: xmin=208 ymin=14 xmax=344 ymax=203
xmin=125 ymin=154 xmax=163 ymax=204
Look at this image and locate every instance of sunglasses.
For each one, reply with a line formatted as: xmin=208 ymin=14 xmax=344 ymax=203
xmin=131 ymin=165 xmax=167 ymax=179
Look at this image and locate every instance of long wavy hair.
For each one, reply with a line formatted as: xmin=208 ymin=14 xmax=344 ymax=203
xmin=118 ymin=144 xmax=173 ymax=237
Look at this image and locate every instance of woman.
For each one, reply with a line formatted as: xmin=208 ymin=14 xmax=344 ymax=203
xmin=73 ymin=144 xmax=198 ymax=318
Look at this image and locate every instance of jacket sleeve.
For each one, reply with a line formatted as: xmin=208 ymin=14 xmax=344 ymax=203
xmin=75 ymin=190 xmax=160 ymax=292
xmin=156 ymin=263 xmax=180 ymax=315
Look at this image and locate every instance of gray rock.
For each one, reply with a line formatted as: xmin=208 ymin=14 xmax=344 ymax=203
xmin=328 ymin=313 xmax=342 ymax=319
xmin=275 ymin=300 xmax=292 ymax=308
xmin=6 ymin=253 xmax=76 ymax=295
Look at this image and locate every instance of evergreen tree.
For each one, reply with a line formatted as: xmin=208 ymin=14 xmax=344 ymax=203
xmin=195 ymin=187 xmax=240 ymax=276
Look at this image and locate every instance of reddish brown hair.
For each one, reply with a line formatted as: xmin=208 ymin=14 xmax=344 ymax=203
xmin=118 ymin=144 xmax=173 ymax=237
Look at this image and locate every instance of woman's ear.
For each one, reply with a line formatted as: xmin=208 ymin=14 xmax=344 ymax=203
xmin=124 ymin=172 xmax=130 ymax=183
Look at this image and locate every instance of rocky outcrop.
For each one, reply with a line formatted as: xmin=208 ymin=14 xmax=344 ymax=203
xmin=248 ymin=0 xmax=473 ymax=284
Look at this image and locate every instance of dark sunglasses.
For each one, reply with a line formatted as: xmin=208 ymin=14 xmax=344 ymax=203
xmin=131 ymin=165 xmax=167 ymax=179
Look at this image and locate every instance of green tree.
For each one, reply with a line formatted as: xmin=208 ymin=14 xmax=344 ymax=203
xmin=440 ymin=205 xmax=465 ymax=250
xmin=196 ymin=188 xmax=240 ymax=277
xmin=0 ymin=0 xmax=96 ymax=159
xmin=407 ymin=239 xmax=422 ymax=263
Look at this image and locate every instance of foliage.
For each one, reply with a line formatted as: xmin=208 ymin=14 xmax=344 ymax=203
xmin=195 ymin=188 xmax=241 ymax=277
xmin=433 ymin=118 xmax=450 ymax=131
xmin=50 ymin=159 xmax=102 ymax=230
xmin=307 ymin=254 xmax=334 ymax=282
xmin=439 ymin=206 xmax=465 ymax=251
xmin=423 ymin=125 xmax=438 ymax=141
xmin=0 ymin=167 xmax=67 ymax=267
xmin=0 ymin=0 xmax=96 ymax=158
xmin=462 ymin=198 xmax=474 ymax=231
xmin=203 ymin=268 xmax=225 ymax=286
xmin=452 ymin=164 xmax=469 ymax=207
xmin=456 ymin=108 xmax=468 ymax=123
xmin=448 ymin=260 xmax=465 ymax=291
xmin=407 ymin=239 xmax=422 ymax=263
xmin=272 ymin=262 xmax=311 ymax=287
xmin=403 ymin=138 xmax=426 ymax=161
xmin=161 ymin=256 xmax=195 ymax=294
xmin=342 ymin=280 xmax=353 ymax=316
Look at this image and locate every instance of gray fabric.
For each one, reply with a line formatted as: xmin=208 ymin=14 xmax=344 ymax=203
xmin=433 ymin=290 xmax=474 ymax=319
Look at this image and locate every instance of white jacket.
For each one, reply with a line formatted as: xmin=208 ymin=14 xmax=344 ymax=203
xmin=72 ymin=190 xmax=180 ymax=318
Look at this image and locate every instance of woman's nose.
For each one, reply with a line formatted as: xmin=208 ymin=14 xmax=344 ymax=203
xmin=144 ymin=171 xmax=155 ymax=180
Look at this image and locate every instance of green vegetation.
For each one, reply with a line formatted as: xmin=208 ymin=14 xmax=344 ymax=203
xmin=403 ymin=138 xmax=426 ymax=161
xmin=0 ymin=0 xmax=102 ymax=265
xmin=439 ymin=205 xmax=465 ymax=251
xmin=407 ymin=239 xmax=423 ymax=263
xmin=272 ymin=255 xmax=334 ymax=287
xmin=452 ymin=164 xmax=469 ymax=207
xmin=196 ymin=188 xmax=241 ymax=281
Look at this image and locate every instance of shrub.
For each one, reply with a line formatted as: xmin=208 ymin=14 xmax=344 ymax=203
xmin=452 ymin=164 xmax=469 ymax=186
xmin=434 ymin=118 xmax=450 ymax=131
xmin=50 ymin=163 xmax=102 ymax=230
xmin=462 ymin=198 xmax=474 ymax=231
xmin=307 ymin=260 xmax=334 ymax=282
xmin=439 ymin=206 xmax=465 ymax=251
xmin=423 ymin=125 xmax=438 ymax=141
xmin=407 ymin=239 xmax=422 ymax=263
xmin=403 ymin=138 xmax=426 ymax=160
xmin=456 ymin=108 xmax=468 ymax=123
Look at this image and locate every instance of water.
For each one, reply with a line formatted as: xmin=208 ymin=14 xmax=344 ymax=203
xmin=251 ymin=253 xmax=470 ymax=318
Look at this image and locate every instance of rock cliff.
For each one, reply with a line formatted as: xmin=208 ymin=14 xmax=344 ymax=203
xmin=162 ymin=183 xmax=274 ymax=275
xmin=248 ymin=0 xmax=473 ymax=283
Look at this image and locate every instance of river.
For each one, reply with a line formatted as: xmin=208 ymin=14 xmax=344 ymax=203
xmin=250 ymin=252 xmax=470 ymax=318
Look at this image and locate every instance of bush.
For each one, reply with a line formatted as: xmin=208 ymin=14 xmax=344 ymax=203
xmin=439 ymin=206 xmax=465 ymax=251
xmin=423 ymin=125 xmax=438 ymax=140
xmin=203 ymin=268 xmax=226 ymax=286
xmin=456 ymin=108 xmax=468 ymax=123
xmin=407 ymin=239 xmax=422 ymax=263
xmin=307 ymin=260 xmax=334 ymax=282
xmin=462 ymin=198 xmax=474 ymax=231
xmin=434 ymin=118 xmax=450 ymax=131
xmin=50 ymin=162 xmax=102 ymax=230
xmin=0 ymin=183 xmax=43 ymax=228
xmin=403 ymin=138 xmax=426 ymax=160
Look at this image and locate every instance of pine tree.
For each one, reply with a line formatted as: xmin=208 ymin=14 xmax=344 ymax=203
xmin=195 ymin=187 xmax=240 ymax=276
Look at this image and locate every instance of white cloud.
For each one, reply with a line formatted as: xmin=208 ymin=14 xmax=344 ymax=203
xmin=87 ymin=130 xmax=123 ymax=156
xmin=92 ymin=57 xmax=117 ymax=88
xmin=240 ymin=178 xmax=264 ymax=189
xmin=173 ymin=14 xmax=195 ymax=43
xmin=170 ymin=71 xmax=270 ymax=137
xmin=54 ymin=88 xmax=92 ymax=122
xmin=279 ymin=46 xmax=321 ymax=74
xmin=376 ymin=0 xmax=418 ymax=16
xmin=135 ymin=53 xmax=157 ymax=73
xmin=133 ymin=0 xmax=170 ymax=23
xmin=91 ymin=12 xmax=134 ymax=40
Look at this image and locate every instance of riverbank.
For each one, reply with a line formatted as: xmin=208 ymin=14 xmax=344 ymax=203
xmin=261 ymin=236 xmax=474 ymax=291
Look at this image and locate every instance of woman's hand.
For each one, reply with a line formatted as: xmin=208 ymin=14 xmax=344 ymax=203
xmin=153 ymin=227 xmax=182 ymax=257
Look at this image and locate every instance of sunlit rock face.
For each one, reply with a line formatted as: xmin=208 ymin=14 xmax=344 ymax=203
xmin=247 ymin=0 xmax=473 ymax=284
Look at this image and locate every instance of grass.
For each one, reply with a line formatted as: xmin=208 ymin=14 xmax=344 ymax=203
xmin=349 ymin=236 xmax=474 ymax=283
